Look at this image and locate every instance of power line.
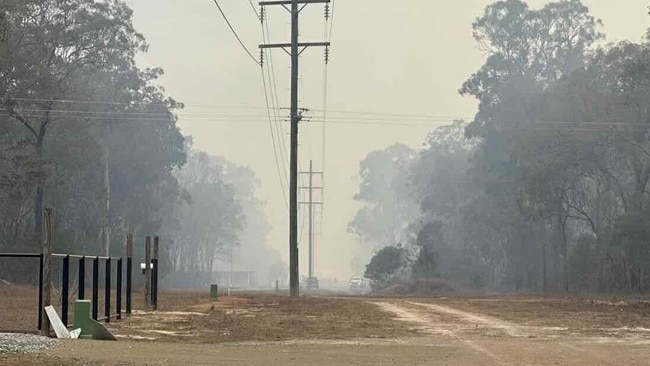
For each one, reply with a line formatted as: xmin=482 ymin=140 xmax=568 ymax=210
xmin=255 ymin=4 xmax=289 ymax=210
xmin=263 ymin=19 xmax=289 ymax=168
xmin=0 ymin=113 xmax=463 ymax=126
xmin=0 ymin=108 xmax=472 ymax=122
xmin=328 ymin=0 xmax=336 ymax=41
xmin=7 ymin=111 xmax=650 ymax=130
xmin=210 ymin=0 xmax=261 ymax=66
xmin=248 ymin=0 xmax=261 ymax=21
xmin=261 ymin=15 xmax=290 ymax=197
xmin=3 ymin=97 xmax=478 ymax=119
xmin=261 ymin=14 xmax=290 ymax=191
xmin=319 ymin=0 xmax=332 ymax=265
xmin=261 ymin=66 xmax=289 ymax=208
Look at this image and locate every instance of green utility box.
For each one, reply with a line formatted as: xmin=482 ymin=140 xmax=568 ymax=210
xmin=210 ymin=284 xmax=218 ymax=301
xmin=73 ymin=300 xmax=92 ymax=338
xmin=73 ymin=299 xmax=117 ymax=341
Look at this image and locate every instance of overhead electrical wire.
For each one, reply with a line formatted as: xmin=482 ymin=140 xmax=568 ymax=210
xmin=0 ymin=114 xmax=474 ymax=127
xmin=248 ymin=0 xmax=261 ymax=21
xmin=255 ymin=7 xmax=308 ymax=244
xmin=262 ymin=66 xmax=289 ymax=208
xmin=328 ymin=0 xmax=336 ymax=41
xmin=318 ymin=0 xmax=336 ymax=257
xmin=253 ymin=1 xmax=289 ymax=207
xmin=263 ymin=18 xmax=290 ymax=175
xmin=2 ymin=97 xmax=478 ymax=120
xmin=0 ymin=110 xmax=474 ymax=123
xmin=5 ymin=109 xmax=650 ymax=130
xmin=260 ymin=8 xmax=291 ymax=208
xmin=211 ymin=0 xmax=261 ymax=66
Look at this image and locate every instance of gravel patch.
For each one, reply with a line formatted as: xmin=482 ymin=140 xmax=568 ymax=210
xmin=0 ymin=333 xmax=56 ymax=354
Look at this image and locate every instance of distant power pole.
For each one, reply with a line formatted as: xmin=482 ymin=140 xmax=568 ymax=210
xmin=260 ymin=0 xmax=330 ymax=297
xmin=300 ymin=160 xmax=323 ymax=289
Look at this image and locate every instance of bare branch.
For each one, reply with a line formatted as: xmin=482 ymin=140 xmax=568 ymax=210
xmin=5 ymin=105 xmax=38 ymax=140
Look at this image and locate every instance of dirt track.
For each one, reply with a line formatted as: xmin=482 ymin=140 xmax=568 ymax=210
xmin=4 ymin=292 xmax=650 ymax=365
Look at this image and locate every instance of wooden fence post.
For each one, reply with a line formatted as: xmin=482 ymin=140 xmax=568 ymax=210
xmin=153 ymin=236 xmax=159 ymax=310
xmin=144 ymin=236 xmax=151 ymax=309
xmin=41 ymin=208 xmax=53 ymax=337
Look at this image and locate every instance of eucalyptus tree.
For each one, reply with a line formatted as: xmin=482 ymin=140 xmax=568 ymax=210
xmin=0 ymin=0 xmax=150 ymax=242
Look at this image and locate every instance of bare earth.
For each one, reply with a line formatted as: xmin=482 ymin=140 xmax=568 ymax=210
xmin=3 ymin=289 xmax=650 ymax=365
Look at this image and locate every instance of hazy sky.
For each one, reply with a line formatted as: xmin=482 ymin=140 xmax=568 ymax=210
xmin=128 ymin=0 xmax=650 ymax=279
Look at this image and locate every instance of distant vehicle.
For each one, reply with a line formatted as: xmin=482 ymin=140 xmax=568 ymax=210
xmin=349 ymin=276 xmax=365 ymax=291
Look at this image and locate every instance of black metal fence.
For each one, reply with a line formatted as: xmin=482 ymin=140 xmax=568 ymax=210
xmin=0 ymin=233 xmax=161 ymax=333
xmin=53 ymin=253 xmax=127 ymax=326
xmin=0 ymin=251 xmax=132 ymax=330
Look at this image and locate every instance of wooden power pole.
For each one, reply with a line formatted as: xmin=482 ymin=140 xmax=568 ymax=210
xmin=41 ymin=208 xmax=53 ymax=336
xmin=144 ymin=236 xmax=151 ymax=309
xmin=260 ymin=0 xmax=330 ymax=297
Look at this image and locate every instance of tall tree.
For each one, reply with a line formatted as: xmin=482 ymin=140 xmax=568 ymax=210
xmin=349 ymin=143 xmax=419 ymax=252
xmin=1 ymin=0 xmax=149 ymax=241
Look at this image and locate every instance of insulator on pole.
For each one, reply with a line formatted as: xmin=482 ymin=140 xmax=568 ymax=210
xmin=324 ymin=4 xmax=330 ymax=20
xmin=325 ymin=46 xmax=330 ymax=64
xmin=260 ymin=49 xmax=265 ymax=66
xmin=260 ymin=6 xmax=265 ymax=23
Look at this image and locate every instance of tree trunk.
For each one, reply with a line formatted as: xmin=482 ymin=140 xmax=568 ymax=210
xmin=557 ymin=203 xmax=569 ymax=293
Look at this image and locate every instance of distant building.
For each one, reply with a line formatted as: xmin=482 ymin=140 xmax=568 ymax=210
xmin=213 ymin=270 xmax=255 ymax=288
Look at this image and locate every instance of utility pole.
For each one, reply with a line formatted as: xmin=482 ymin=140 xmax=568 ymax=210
xmin=300 ymin=160 xmax=323 ymax=289
xmin=308 ymin=160 xmax=313 ymax=284
xmin=103 ymin=150 xmax=110 ymax=257
xmin=260 ymin=0 xmax=330 ymax=297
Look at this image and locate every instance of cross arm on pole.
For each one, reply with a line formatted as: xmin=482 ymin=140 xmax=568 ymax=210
xmin=260 ymin=42 xmax=330 ymax=49
xmin=260 ymin=42 xmax=330 ymax=56
xmin=260 ymin=0 xmax=330 ymax=6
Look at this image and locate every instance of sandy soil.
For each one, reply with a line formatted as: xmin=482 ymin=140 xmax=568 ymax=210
xmin=414 ymin=295 xmax=650 ymax=338
xmin=4 ymin=289 xmax=650 ymax=365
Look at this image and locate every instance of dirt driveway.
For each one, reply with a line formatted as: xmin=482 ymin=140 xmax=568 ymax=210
xmin=4 ymin=293 xmax=650 ymax=365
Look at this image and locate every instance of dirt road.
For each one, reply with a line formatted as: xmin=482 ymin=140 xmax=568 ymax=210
xmin=10 ymin=336 xmax=650 ymax=366
xmin=370 ymin=300 xmax=650 ymax=365
xmin=5 ymin=294 xmax=650 ymax=365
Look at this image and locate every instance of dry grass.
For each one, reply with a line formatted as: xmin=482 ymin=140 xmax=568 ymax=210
xmin=0 ymin=285 xmax=39 ymax=332
xmin=6 ymin=285 xmax=650 ymax=343
xmin=109 ymin=291 xmax=412 ymax=343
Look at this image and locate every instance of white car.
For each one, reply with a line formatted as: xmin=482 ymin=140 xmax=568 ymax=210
xmin=349 ymin=276 xmax=365 ymax=290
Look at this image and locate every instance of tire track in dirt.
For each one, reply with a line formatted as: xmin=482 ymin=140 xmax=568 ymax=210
xmin=378 ymin=300 xmax=618 ymax=365
xmin=405 ymin=301 xmax=521 ymax=337
xmin=372 ymin=302 xmax=453 ymax=336
xmin=373 ymin=301 xmax=507 ymax=365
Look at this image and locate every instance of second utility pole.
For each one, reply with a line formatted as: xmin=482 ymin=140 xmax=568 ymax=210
xmin=289 ymin=0 xmax=299 ymax=298
xmin=260 ymin=0 xmax=330 ymax=297
xmin=300 ymin=160 xmax=323 ymax=289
